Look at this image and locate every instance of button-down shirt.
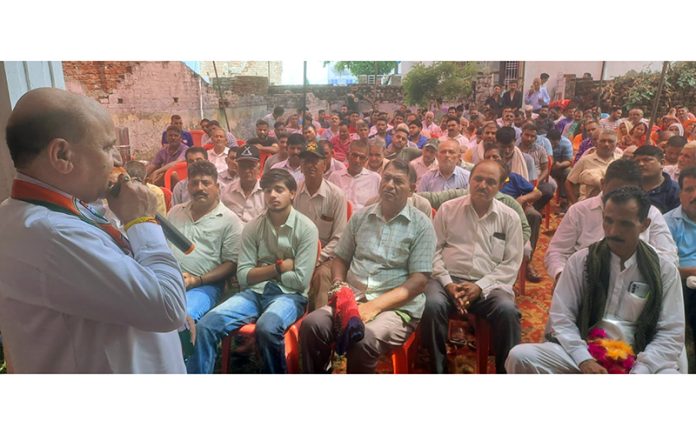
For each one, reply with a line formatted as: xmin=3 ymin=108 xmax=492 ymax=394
xmin=172 ymin=179 xmax=190 ymax=206
xmin=664 ymin=206 xmax=696 ymax=268
xmin=410 ymin=156 xmax=439 ymax=185
xmin=272 ymin=159 xmax=305 ymax=185
xmin=161 ymin=130 xmax=194 ymax=147
xmin=217 ymin=169 xmax=238 ymax=192
xmin=334 ymin=202 xmax=436 ymax=318
xmin=566 ymin=149 xmax=623 ymax=201
xmin=544 ymin=194 xmax=678 ymax=279
xmin=220 ymin=179 xmax=266 ymax=224
xmin=665 ymin=164 xmax=680 ymax=183
xmin=421 ymin=122 xmax=442 ymax=138
xmin=328 ymin=167 xmax=381 ymax=211
xmin=549 ymin=247 xmax=684 ymax=374
xmin=167 ymin=200 xmax=243 ymax=276
xmin=432 ymin=195 xmax=523 ymax=298
xmin=207 ymin=146 xmax=229 ymax=173
xmin=417 ymin=165 xmax=470 ymax=193
xmin=152 ymin=144 xmax=187 ymax=168
xmin=323 ymin=158 xmax=346 ymax=180
xmin=294 ymin=179 xmax=347 ymax=262
xmin=330 ymin=135 xmax=353 ymax=162
xmin=237 ymin=208 xmax=319 ymax=297
xmin=0 ymin=174 xmax=187 ymax=373
xmin=525 ymin=88 xmax=550 ymax=111
xmin=517 ymin=141 xmax=549 ymax=181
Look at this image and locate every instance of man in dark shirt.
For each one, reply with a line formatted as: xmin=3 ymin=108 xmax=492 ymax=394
xmin=502 ymin=81 xmax=523 ymax=110
xmin=634 ymin=146 xmax=680 ymax=214
xmin=161 ymin=114 xmax=194 ymax=147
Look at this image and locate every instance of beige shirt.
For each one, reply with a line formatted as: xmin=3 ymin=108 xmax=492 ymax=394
xmin=166 ymin=200 xmax=243 ymax=278
xmin=432 ymin=195 xmax=524 ymax=298
xmin=220 ymin=179 xmax=266 ymax=224
xmin=327 ymin=167 xmax=381 ymax=211
xmin=567 ymin=148 xmax=623 ymax=201
xmin=217 ymin=169 xmax=238 ymax=192
xmin=146 ymin=183 xmax=168 ymax=215
xmin=294 ymin=179 xmax=347 ymax=262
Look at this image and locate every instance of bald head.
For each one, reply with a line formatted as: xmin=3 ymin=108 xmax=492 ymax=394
xmin=6 ymin=87 xmax=112 ymax=168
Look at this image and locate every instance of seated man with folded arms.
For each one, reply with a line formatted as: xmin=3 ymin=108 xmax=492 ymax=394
xmin=293 ymin=142 xmax=347 ymax=311
xmin=565 ymin=128 xmax=623 ymax=205
xmin=167 ymin=160 xmax=243 ymax=323
xmin=421 ymin=160 xmax=524 ymax=374
xmin=507 ymin=187 xmax=685 ymax=374
xmin=146 ymin=125 xmax=188 ymax=186
xmin=186 ymin=169 xmax=319 ymax=374
xmin=220 ymin=144 xmax=265 ymax=224
xmin=300 ymin=159 xmax=436 ymax=373
xmin=328 ymin=140 xmax=381 ymax=211
xmin=545 ymin=159 xmax=678 ymax=287
xmin=172 ymin=147 xmax=208 ymax=206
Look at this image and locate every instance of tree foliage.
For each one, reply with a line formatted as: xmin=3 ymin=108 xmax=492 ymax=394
xmin=401 ymin=62 xmax=477 ymax=106
xmin=329 ymin=61 xmax=398 ymax=76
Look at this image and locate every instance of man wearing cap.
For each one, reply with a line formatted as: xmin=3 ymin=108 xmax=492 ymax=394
xmin=294 ymin=142 xmax=348 ymax=310
xmin=167 ymin=160 xmax=244 ymax=324
xmin=272 ymin=133 xmax=306 ymax=185
xmin=220 ymin=144 xmax=266 ymax=224
xmin=410 ymin=139 xmax=439 ymax=185
xmin=328 ymin=140 xmax=381 ymax=211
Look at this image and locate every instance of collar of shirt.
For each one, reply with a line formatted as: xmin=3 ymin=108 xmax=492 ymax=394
xmin=182 ymin=199 xmax=226 ymax=222
xmin=461 ymin=194 xmax=497 ymax=220
xmin=298 ymin=179 xmax=328 ymax=199
xmin=278 ymin=159 xmax=302 ymax=172
xmin=648 ymin=172 xmax=676 ymax=195
xmin=264 ymin=206 xmax=299 ymax=230
xmin=366 ymin=201 xmax=413 ymax=224
xmin=16 ymin=172 xmax=72 ymax=200
xmin=436 ymin=165 xmax=463 ymax=180
xmin=209 ymin=147 xmax=228 ymax=158
xmin=218 ymin=170 xmax=238 ymax=182
xmin=230 ymin=178 xmax=261 ymax=195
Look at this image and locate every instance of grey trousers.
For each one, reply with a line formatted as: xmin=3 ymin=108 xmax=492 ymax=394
xmin=420 ymin=279 xmax=521 ymax=374
xmin=299 ymin=305 xmax=417 ymax=374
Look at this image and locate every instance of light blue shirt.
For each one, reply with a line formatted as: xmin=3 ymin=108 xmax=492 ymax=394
xmin=664 ymin=206 xmax=696 ymax=268
xmin=417 ymin=165 xmax=470 ymax=193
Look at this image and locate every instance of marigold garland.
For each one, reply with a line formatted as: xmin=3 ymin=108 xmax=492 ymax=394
xmin=586 ymin=327 xmax=636 ymax=374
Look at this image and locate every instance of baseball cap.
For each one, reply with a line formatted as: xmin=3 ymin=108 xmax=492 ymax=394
xmin=235 ymin=144 xmax=260 ymax=161
xmin=299 ymin=141 xmax=325 ymax=159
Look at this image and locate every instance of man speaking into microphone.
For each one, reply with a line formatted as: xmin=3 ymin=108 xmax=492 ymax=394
xmin=0 ymin=87 xmax=187 ymax=373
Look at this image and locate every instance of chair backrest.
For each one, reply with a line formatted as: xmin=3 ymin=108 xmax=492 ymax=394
xmin=259 ymin=151 xmax=271 ymax=177
xmin=160 ymin=186 xmax=172 ymax=211
xmin=164 ymin=161 xmax=188 ymax=191
xmin=346 ymin=201 xmax=353 ymax=221
xmin=236 ymin=139 xmax=246 ymax=146
xmin=431 ymin=207 xmax=437 ymax=218
xmin=203 ymin=143 xmax=214 ymax=151
xmin=190 ymin=129 xmax=205 ymax=147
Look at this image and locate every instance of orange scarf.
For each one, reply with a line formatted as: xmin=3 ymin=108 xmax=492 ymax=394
xmin=11 ymin=179 xmax=132 ymax=255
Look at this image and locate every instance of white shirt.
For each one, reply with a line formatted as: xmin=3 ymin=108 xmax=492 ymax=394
xmin=323 ymin=158 xmax=346 ymax=180
xmin=172 ymin=179 xmax=190 ymax=206
xmin=207 ymin=146 xmax=229 ymax=173
xmin=550 ymin=247 xmax=684 ymax=374
xmin=0 ymin=175 xmax=187 ymax=373
xmin=220 ymin=179 xmax=266 ymax=224
xmin=327 ymin=167 xmax=381 ymax=211
xmin=217 ymin=169 xmax=238 ymax=192
xmin=272 ymin=159 xmax=305 ymax=185
xmin=544 ymin=194 xmax=678 ymax=279
xmin=432 ymin=195 xmax=524 ymax=298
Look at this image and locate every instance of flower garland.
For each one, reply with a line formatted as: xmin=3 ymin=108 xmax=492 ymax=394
xmin=586 ymin=327 xmax=636 ymax=374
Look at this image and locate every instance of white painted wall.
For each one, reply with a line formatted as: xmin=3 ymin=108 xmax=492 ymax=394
xmin=0 ymin=61 xmax=65 ymax=201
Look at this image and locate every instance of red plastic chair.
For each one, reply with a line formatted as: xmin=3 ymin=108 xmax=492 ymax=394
xmin=160 ymin=186 xmax=172 ymax=211
xmin=448 ymin=312 xmax=494 ymax=374
xmin=544 ymin=155 xmax=553 ymax=230
xmin=346 ymin=201 xmax=353 ymax=221
xmin=164 ymin=161 xmax=188 ymax=192
xmin=236 ymin=139 xmax=246 ymax=146
xmin=387 ymin=326 xmax=419 ymax=374
xmin=515 ymin=257 xmax=528 ymax=296
xmin=219 ymin=242 xmax=322 ymax=374
xmin=190 ymin=129 xmax=205 ymax=147
xmin=431 ymin=207 xmax=437 ymax=218
xmin=203 ymin=143 xmax=214 ymax=151
xmin=259 ymin=151 xmax=271 ymax=176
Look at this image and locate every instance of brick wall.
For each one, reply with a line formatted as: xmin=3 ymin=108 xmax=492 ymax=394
xmin=199 ymin=61 xmax=282 ymax=85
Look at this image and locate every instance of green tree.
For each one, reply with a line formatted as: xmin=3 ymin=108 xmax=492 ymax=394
xmin=327 ymin=61 xmax=398 ymax=76
xmin=402 ymin=62 xmax=477 ymax=106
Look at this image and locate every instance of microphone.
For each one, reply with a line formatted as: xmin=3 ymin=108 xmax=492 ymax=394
xmin=108 ymin=170 xmax=195 ymax=254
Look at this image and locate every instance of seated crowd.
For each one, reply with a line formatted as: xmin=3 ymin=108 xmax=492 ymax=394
xmin=125 ymin=91 xmax=696 ymax=374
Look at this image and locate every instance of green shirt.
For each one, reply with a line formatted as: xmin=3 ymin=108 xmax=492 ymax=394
xmin=334 ymin=202 xmax=436 ymax=318
xmin=167 ymin=200 xmax=243 ymax=277
xmin=237 ymin=207 xmax=319 ymax=297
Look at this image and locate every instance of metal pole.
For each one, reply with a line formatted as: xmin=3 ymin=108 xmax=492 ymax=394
xmin=302 ymin=61 xmax=307 ymax=129
xmin=596 ymin=61 xmax=606 ymax=111
xmin=212 ymin=61 xmax=231 ymax=133
xmin=646 ymin=61 xmax=669 ymax=146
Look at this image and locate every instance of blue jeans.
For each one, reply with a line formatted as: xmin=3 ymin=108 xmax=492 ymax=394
xmin=185 ymin=282 xmax=307 ymax=374
xmin=186 ymin=282 xmax=224 ymax=322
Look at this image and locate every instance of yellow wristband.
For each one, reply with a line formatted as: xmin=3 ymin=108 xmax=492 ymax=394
xmin=124 ymin=216 xmax=158 ymax=231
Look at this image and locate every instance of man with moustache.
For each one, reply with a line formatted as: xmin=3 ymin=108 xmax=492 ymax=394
xmin=220 ymin=144 xmax=266 ymax=224
xmin=167 ymin=160 xmax=243 ymax=323
xmin=186 ymin=169 xmax=319 ymax=374
xmin=507 ymin=187 xmax=685 ymax=374
xmin=171 ymin=146 xmax=208 ymax=206
xmin=328 ymin=140 xmax=381 ymax=211
xmin=417 ymin=138 xmax=470 ymax=193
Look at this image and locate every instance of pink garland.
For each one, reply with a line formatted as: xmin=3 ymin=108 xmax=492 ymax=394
xmin=586 ymin=327 xmax=636 ymax=374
